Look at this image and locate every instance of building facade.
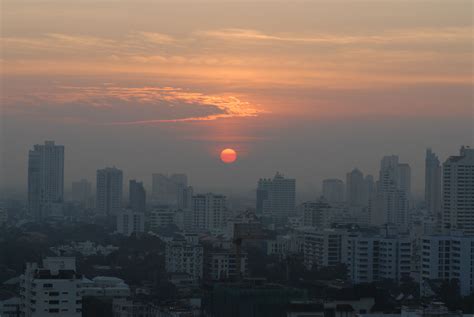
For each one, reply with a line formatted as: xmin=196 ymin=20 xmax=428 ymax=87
xmin=96 ymin=167 xmax=123 ymax=216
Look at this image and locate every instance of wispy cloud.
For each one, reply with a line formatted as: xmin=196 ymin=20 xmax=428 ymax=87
xmin=3 ymin=85 xmax=264 ymax=125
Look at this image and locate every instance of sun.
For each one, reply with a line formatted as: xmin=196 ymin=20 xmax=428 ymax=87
xmin=220 ymin=148 xmax=237 ymax=164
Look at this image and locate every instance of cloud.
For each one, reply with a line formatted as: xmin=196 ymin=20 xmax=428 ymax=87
xmin=2 ymin=85 xmax=264 ymax=125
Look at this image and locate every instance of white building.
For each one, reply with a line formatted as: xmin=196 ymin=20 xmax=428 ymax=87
xmin=20 ymin=257 xmax=82 ymax=317
xmin=442 ymin=146 xmax=474 ymax=235
xmin=165 ymin=235 xmax=203 ymax=283
xmin=192 ymin=193 xmax=227 ymax=233
xmin=300 ymin=228 xmax=347 ymax=269
xmin=344 ymin=233 xmax=412 ymax=284
xmin=371 ymin=155 xmax=410 ymax=230
xmin=257 ymin=172 xmax=296 ymax=225
xmin=421 ymin=233 xmax=474 ymax=296
xmin=28 ymin=141 xmax=65 ymax=221
xmin=96 ymin=167 xmax=123 ymax=216
xmin=116 ymin=209 xmax=145 ymax=236
xmin=322 ymin=179 xmax=345 ymax=204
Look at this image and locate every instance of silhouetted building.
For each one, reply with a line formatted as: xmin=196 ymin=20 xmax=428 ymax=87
xmin=28 ymin=141 xmax=64 ymax=221
xmin=129 ymin=180 xmax=146 ymax=213
xmin=96 ymin=167 xmax=123 ymax=216
xmin=442 ymin=146 xmax=474 ymax=234
xmin=257 ymin=172 xmax=296 ymax=226
xmin=425 ymin=148 xmax=442 ymax=218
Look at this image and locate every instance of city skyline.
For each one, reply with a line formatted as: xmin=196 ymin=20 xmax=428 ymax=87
xmin=1 ymin=0 xmax=472 ymax=195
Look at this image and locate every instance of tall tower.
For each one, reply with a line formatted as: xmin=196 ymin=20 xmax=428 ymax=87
xmin=442 ymin=146 xmax=474 ymax=234
xmin=425 ymin=148 xmax=441 ymax=216
xmin=96 ymin=167 xmax=123 ymax=216
xmin=28 ymin=141 xmax=64 ymax=221
xmin=257 ymin=172 xmax=296 ymax=225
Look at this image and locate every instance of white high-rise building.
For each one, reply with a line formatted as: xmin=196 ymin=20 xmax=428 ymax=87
xmin=344 ymin=233 xmax=412 ymax=284
xmin=421 ymin=233 xmax=474 ymax=296
xmin=257 ymin=172 xmax=296 ymax=225
xmin=165 ymin=234 xmax=203 ymax=283
xmin=322 ymin=179 xmax=344 ymax=204
xmin=28 ymin=141 xmax=64 ymax=221
xmin=371 ymin=155 xmax=409 ymax=230
xmin=192 ymin=193 xmax=227 ymax=232
xmin=20 ymin=257 xmax=82 ymax=317
xmin=96 ymin=167 xmax=123 ymax=216
xmin=425 ymin=148 xmax=442 ymax=219
xmin=442 ymin=146 xmax=474 ymax=235
xmin=116 ymin=209 xmax=145 ymax=236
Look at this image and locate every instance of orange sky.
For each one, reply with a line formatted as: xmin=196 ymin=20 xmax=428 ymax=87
xmin=1 ymin=0 xmax=473 ymax=195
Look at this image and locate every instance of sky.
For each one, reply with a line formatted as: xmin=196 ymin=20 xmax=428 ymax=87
xmin=1 ymin=0 xmax=473 ymax=199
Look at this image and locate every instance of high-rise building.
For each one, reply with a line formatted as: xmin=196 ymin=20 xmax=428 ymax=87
xmin=421 ymin=233 xmax=474 ymax=296
xmin=177 ymin=185 xmax=193 ymax=210
xmin=257 ymin=172 xmax=296 ymax=225
xmin=442 ymin=146 xmax=474 ymax=234
xmin=192 ymin=193 xmax=227 ymax=232
xmin=425 ymin=148 xmax=442 ymax=216
xmin=346 ymin=169 xmax=374 ymax=209
xmin=322 ymin=179 xmax=344 ymax=204
xmin=151 ymin=173 xmax=187 ymax=205
xmin=28 ymin=141 xmax=64 ymax=221
xmin=116 ymin=209 xmax=145 ymax=236
xmin=71 ymin=179 xmax=92 ymax=208
xmin=20 ymin=257 xmax=82 ymax=317
xmin=165 ymin=234 xmax=203 ymax=283
xmin=129 ymin=180 xmax=146 ymax=213
xmin=96 ymin=167 xmax=123 ymax=216
xmin=371 ymin=155 xmax=409 ymax=230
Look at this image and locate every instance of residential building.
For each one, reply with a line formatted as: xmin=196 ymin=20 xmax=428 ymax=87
xmin=192 ymin=193 xmax=227 ymax=232
xmin=116 ymin=209 xmax=145 ymax=236
xmin=96 ymin=167 xmax=123 ymax=216
xmin=28 ymin=141 xmax=64 ymax=221
xmin=257 ymin=172 xmax=296 ymax=225
xmin=441 ymin=146 xmax=474 ymax=235
xmin=20 ymin=257 xmax=82 ymax=317
xmin=165 ymin=235 xmax=204 ymax=283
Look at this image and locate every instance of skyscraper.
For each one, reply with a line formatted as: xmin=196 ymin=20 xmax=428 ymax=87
xmin=442 ymin=146 xmax=474 ymax=234
xmin=371 ymin=155 xmax=409 ymax=229
xmin=425 ymin=148 xmax=442 ymax=216
xmin=257 ymin=172 xmax=296 ymax=225
xmin=322 ymin=178 xmax=344 ymax=204
xmin=129 ymin=180 xmax=146 ymax=213
xmin=151 ymin=173 xmax=188 ymax=205
xmin=28 ymin=141 xmax=64 ymax=221
xmin=96 ymin=167 xmax=123 ymax=216
xmin=192 ymin=193 xmax=227 ymax=232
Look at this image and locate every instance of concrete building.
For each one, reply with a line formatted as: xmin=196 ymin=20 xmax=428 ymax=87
xmin=371 ymin=156 xmax=410 ymax=230
xmin=129 ymin=180 xmax=146 ymax=213
xmin=192 ymin=193 xmax=227 ymax=232
xmin=116 ymin=209 xmax=145 ymax=236
xmin=204 ymin=251 xmax=247 ymax=281
xmin=165 ymin=234 xmax=204 ymax=283
xmin=300 ymin=228 xmax=347 ymax=269
xmin=344 ymin=233 xmax=412 ymax=285
xmin=322 ymin=179 xmax=345 ymax=204
xmin=301 ymin=199 xmax=332 ymax=228
xmin=441 ymin=146 xmax=474 ymax=235
xmin=28 ymin=141 xmax=64 ymax=221
xmin=96 ymin=167 xmax=123 ymax=216
xmin=71 ymin=179 xmax=93 ymax=209
xmin=421 ymin=233 xmax=474 ymax=296
xmin=425 ymin=149 xmax=442 ymax=217
xmin=257 ymin=172 xmax=296 ymax=225
xmin=151 ymin=173 xmax=187 ymax=205
xmin=20 ymin=257 xmax=82 ymax=317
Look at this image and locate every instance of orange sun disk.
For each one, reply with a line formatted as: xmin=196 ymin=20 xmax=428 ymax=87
xmin=220 ymin=148 xmax=237 ymax=163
